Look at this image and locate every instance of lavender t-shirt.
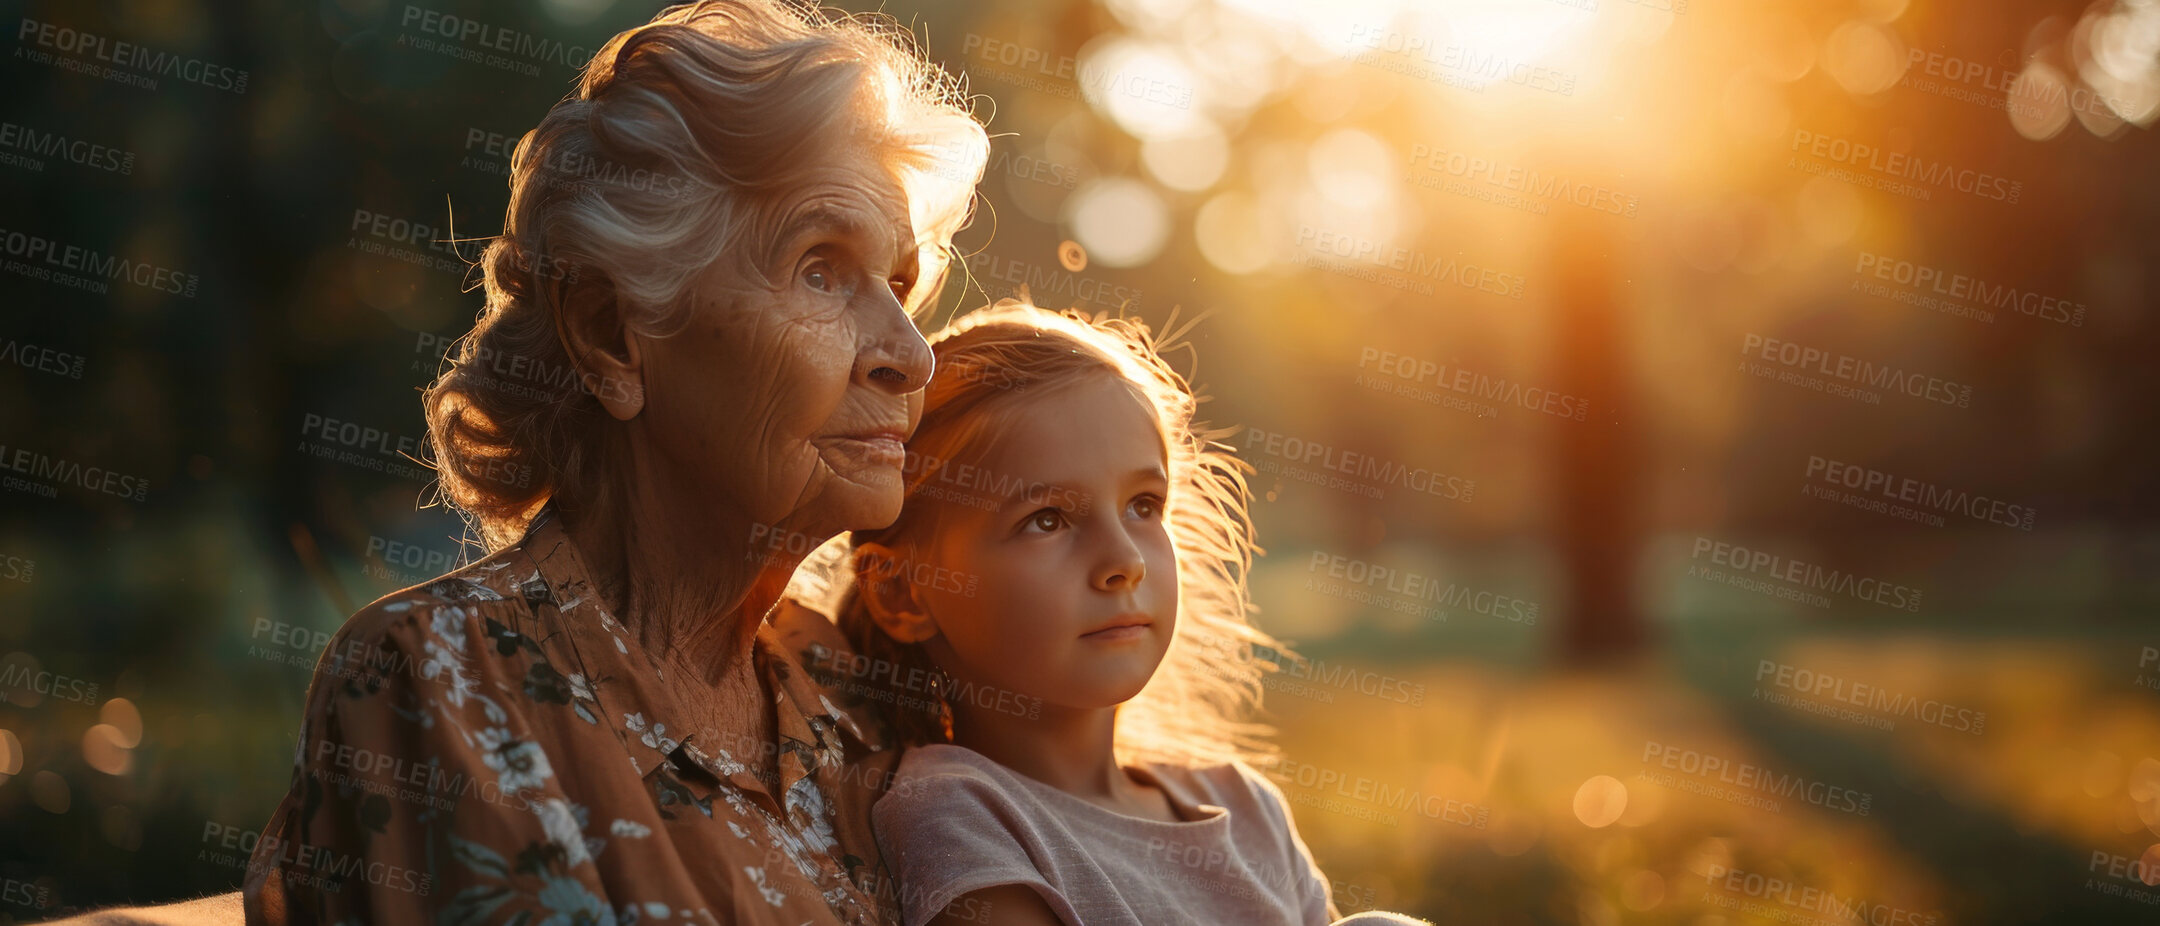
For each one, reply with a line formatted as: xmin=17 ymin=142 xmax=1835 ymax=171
xmin=872 ymin=744 xmax=1339 ymax=926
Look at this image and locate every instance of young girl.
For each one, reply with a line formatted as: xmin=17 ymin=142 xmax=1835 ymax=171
xmin=832 ymin=300 xmax=1425 ymax=926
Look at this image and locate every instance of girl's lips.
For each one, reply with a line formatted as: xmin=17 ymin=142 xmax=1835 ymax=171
xmin=1080 ymin=624 xmax=1150 ymax=642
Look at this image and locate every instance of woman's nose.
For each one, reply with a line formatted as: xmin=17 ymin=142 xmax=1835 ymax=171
xmin=857 ymin=291 xmax=934 ymax=394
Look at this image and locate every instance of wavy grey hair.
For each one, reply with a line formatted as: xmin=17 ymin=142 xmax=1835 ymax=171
xmin=425 ymin=0 xmax=988 ymax=551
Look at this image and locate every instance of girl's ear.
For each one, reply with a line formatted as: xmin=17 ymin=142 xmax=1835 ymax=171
xmin=853 ymin=541 xmax=938 ymax=643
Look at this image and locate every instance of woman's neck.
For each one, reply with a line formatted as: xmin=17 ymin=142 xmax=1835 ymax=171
xmin=560 ymin=478 xmax=810 ymax=687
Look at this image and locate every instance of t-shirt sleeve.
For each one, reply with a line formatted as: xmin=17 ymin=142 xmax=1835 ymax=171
xmin=1236 ymin=761 xmax=1340 ymax=924
xmin=872 ymin=763 xmax=1084 ymax=926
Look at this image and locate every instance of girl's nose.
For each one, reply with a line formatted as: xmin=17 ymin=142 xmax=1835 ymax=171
xmin=1091 ymin=530 xmax=1147 ymax=591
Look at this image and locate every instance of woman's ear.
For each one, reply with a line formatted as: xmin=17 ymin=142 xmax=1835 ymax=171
xmin=854 ymin=541 xmax=938 ymax=643
xmin=555 ymin=271 xmax=645 ymax=421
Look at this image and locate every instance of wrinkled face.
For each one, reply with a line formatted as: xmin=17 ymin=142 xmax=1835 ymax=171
xmin=634 ymin=142 xmax=936 ymax=543
xmin=917 ymin=376 xmax=1179 ymax=711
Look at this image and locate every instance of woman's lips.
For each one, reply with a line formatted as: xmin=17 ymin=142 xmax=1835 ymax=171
xmin=831 ymin=435 xmax=904 ymax=466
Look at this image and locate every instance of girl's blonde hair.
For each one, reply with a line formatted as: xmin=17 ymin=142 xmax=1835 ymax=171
xmin=829 ymin=298 xmax=1289 ymax=770
xmin=424 ymin=0 xmax=988 ymax=551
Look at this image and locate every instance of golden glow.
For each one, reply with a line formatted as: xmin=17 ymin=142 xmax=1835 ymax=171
xmin=1821 ymin=20 xmax=1908 ymax=96
xmin=100 ymin=698 xmax=144 ymax=749
xmin=83 ymin=724 xmax=134 ymax=776
xmin=1573 ymin=775 xmax=1628 ymax=828
xmin=1067 ymin=178 xmax=1172 ymax=268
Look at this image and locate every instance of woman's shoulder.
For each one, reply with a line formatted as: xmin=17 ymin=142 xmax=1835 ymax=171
xmin=315 ymin=543 xmax=544 ymax=683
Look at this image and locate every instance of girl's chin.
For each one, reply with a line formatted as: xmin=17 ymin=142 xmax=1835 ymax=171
xmin=1075 ymin=666 xmax=1168 ymax=707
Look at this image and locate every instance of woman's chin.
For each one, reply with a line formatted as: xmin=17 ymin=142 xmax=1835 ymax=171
xmin=827 ymin=483 xmax=906 ymax=534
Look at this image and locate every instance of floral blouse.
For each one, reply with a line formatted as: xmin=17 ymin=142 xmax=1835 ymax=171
xmin=242 ymin=506 xmax=903 ymax=926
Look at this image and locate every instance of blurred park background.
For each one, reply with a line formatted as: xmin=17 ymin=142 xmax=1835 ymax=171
xmin=5 ymin=0 xmax=2160 ymax=922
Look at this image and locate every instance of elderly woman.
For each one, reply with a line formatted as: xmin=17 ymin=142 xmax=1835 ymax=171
xmin=241 ymin=2 xmax=986 ymax=923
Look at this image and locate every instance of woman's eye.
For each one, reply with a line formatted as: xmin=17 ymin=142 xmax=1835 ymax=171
xmin=1022 ymin=508 xmax=1067 ymax=534
xmin=802 ymin=263 xmax=834 ymax=292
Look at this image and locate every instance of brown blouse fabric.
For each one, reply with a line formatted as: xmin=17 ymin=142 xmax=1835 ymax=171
xmin=242 ymin=506 xmax=904 ymax=926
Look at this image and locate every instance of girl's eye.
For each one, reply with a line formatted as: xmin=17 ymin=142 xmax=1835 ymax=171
xmin=1021 ymin=508 xmax=1067 ymax=534
xmin=1130 ymin=494 xmax=1164 ymax=519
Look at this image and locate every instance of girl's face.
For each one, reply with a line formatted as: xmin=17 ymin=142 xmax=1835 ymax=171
xmin=914 ymin=376 xmax=1179 ymax=711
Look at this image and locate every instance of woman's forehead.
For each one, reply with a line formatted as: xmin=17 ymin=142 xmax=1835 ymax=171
xmin=768 ymin=193 xmax=918 ymax=272
xmin=774 ymin=149 xmax=917 ymax=248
